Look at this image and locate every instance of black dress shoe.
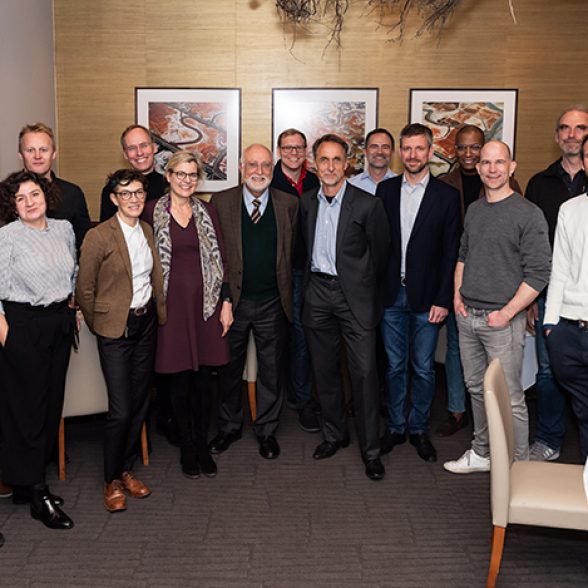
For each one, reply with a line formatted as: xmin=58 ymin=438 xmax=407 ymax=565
xmin=258 ymin=435 xmax=280 ymax=459
xmin=13 ymin=486 xmax=64 ymax=507
xmin=380 ymin=431 xmax=406 ymax=455
xmin=198 ymin=448 xmax=218 ymax=477
xmin=30 ymin=488 xmax=74 ymax=530
xmin=312 ymin=439 xmax=350 ymax=460
xmin=364 ymin=458 xmax=385 ymax=481
xmin=180 ymin=446 xmax=200 ymax=479
xmin=409 ymin=433 xmax=437 ymax=462
xmin=208 ymin=431 xmax=242 ymax=455
xmin=0 ymin=531 xmax=4 ymax=548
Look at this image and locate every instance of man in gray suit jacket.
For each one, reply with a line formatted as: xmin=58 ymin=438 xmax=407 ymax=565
xmin=210 ymin=144 xmax=298 ymax=460
xmin=300 ymin=134 xmax=390 ymax=480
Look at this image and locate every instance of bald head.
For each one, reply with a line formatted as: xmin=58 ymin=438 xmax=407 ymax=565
xmin=476 ymin=140 xmax=516 ymax=198
xmin=241 ymin=144 xmax=273 ymax=197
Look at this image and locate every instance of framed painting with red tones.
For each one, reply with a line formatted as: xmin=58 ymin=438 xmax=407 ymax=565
xmin=272 ymin=88 xmax=379 ymax=174
xmin=409 ymin=89 xmax=518 ymax=176
xmin=136 ymin=88 xmax=241 ymax=192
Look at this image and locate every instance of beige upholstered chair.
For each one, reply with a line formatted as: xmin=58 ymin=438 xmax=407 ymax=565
xmin=483 ymin=358 xmax=588 ymax=588
xmin=59 ymin=321 xmax=148 ymax=480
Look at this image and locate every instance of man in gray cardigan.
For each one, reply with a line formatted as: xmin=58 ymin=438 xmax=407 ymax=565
xmin=444 ymin=141 xmax=551 ymax=474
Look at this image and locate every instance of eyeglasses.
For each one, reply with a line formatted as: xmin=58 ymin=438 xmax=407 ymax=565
xmin=114 ymin=189 xmax=146 ymax=200
xmin=280 ymin=145 xmax=306 ymax=153
xmin=124 ymin=142 xmax=152 ymax=154
xmin=456 ymin=144 xmax=482 ymax=152
xmin=244 ymin=162 xmax=273 ymax=172
xmin=171 ymin=171 xmax=199 ymax=182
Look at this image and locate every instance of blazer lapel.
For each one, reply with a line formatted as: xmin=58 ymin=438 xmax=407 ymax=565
xmin=110 ymin=216 xmax=132 ymax=280
xmin=308 ymin=190 xmax=319 ymax=256
xmin=409 ymin=180 xmax=436 ymax=240
xmin=335 ymin=184 xmax=354 ymax=254
xmin=231 ymin=188 xmax=243 ymax=265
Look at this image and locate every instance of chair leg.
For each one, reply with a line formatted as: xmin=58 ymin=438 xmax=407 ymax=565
xmin=58 ymin=418 xmax=66 ymax=481
xmin=141 ymin=422 xmax=149 ymax=466
xmin=247 ymin=380 xmax=257 ymax=422
xmin=487 ymin=525 xmax=506 ymax=588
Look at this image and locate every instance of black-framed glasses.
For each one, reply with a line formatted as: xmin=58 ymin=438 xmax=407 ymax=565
xmin=114 ymin=189 xmax=146 ymax=200
xmin=171 ymin=171 xmax=199 ymax=182
xmin=280 ymin=145 xmax=306 ymax=153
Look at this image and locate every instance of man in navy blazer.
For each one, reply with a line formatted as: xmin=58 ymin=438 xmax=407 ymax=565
xmin=300 ymin=134 xmax=390 ymax=481
xmin=375 ymin=123 xmax=461 ymax=463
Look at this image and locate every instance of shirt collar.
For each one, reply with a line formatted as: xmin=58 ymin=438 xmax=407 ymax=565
xmin=361 ymin=168 xmax=394 ymax=182
xmin=402 ymin=171 xmax=430 ymax=190
xmin=243 ymin=185 xmax=269 ymax=206
xmin=116 ymin=213 xmax=141 ymax=236
xmin=318 ymin=180 xmax=347 ymax=204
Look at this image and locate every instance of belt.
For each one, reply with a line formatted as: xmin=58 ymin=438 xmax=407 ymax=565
xmin=129 ymin=300 xmax=152 ymax=317
xmin=464 ymin=305 xmax=493 ymax=316
xmin=312 ymin=272 xmax=339 ymax=282
xmin=561 ymin=317 xmax=588 ymax=331
xmin=3 ymin=299 xmax=69 ymax=313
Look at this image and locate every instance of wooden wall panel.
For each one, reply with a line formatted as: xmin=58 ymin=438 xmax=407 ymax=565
xmin=54 ymin=0 xmax=588 ymax=219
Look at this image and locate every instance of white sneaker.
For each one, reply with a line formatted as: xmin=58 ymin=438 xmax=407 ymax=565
xmin=443 ymin=449 xmax=490 ymax=474
xmin=529 ymin=441 xmax=560 ymax=462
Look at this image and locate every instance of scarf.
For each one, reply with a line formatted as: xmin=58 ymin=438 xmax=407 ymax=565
xmin=153 ymin=193 xmax=223 ymax=321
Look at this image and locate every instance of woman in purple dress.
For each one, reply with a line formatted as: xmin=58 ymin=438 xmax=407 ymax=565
xmin=143 ymin=151 xmax=232 ymax=478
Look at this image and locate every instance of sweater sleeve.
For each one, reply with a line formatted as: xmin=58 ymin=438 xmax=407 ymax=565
xmin=519 ymin=207 xmax=551 ymax=293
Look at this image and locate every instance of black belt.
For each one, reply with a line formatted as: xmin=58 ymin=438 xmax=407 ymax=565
xmin=312 ymin=272 xmax=338 ymax=282
xmin=3 ymin=299 xmax=69 ymax=313
xmin=561 ymin=317 xmax=588 ymax=331
xmin=129 ymin=300 xmax=152 ymax=317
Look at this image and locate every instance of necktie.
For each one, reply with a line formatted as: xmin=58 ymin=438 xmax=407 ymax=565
xmin=251 ymin=198 xmax=261 ymax=224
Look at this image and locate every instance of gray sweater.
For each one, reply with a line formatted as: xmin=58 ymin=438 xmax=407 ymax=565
xmin=459 ymin=193 xmax=551 ymax=310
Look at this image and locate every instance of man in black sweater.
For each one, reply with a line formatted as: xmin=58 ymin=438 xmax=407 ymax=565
xmin=525 ymin=105 xmax=588 ymax=462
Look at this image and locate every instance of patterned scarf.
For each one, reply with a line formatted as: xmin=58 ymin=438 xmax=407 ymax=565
xmin=153 ymin=193 xmax=223 ymax=321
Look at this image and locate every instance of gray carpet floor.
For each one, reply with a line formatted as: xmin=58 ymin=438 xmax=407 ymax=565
xmin=1 ymin=377 xmax=587 ymax=587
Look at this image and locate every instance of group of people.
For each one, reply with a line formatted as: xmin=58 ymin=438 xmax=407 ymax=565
xmin=1 ymin=105 xmax=588 ymax=549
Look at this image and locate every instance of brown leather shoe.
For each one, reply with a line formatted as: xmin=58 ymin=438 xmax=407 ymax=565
xmin=104 ymin=480 xmax=127 ymax=513
xmin=435 ymin=412 xmax=468 ymax=437
xmin=121 ymin=471 xmax=151 ymax=499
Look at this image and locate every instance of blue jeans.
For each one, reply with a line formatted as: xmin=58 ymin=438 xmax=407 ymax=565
xmin=534 ymin=296 xmax=566 ymax=450
xmin=444 ymin=311 xmax=466 ymax=414
xmin=287 ymin=269 xmax=312 ymax=409
xmin=381 ymin=286 xmax=440 ymax=435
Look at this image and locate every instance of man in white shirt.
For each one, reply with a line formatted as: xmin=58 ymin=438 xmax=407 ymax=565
xmin=349 ymin=128 xmax=396 ymax=195
xmin=544 ymin=134 xmax=588 ymax=462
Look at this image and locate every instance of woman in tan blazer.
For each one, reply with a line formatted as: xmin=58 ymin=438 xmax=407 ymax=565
xmin=76 ymin=169 xmax=165 ymax=513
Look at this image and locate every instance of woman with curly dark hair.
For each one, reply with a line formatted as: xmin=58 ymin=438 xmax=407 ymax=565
xmin=0 ymin=170 xmax=76 ymax=530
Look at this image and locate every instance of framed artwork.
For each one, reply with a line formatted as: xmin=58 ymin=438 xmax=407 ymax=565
xmin=136 ymin=88 xmax=241 ymax=192
xmin=409 ymin=89 xmax=518 ymax=176
xmin=272 ymin=88 xmax=379 ymax=173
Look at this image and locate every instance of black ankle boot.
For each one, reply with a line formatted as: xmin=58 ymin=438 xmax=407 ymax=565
xmin=180 ymin=446 xmax=200 ymax=479
xmin=30 ymin=485 xmax=74 ymax=530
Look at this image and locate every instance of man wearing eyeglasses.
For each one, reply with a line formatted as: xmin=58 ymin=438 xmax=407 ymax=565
xmin=435 ymin=125 xmax=521 ymax=438
xmin=525 ymin=105 xmax=588 ymax=463
xmin=349 ymin=128 xmax=397 ymax=195
xmin=99 ymin=125 xmax=168 ymax=222
xmin=271 ymin=129 xmax=320 ymax=433
xmin=210 ymin=144 xmax=298 ymax=460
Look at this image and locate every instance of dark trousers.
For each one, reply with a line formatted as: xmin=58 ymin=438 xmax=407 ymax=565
xmin=97 ymin=305 xmax=156 ymax=483
xmin=0 ymin=301 xmax=74 ymax=486
xmin=303 ymin=275 xmax=380 ymax=461
xmin=547 ymin=319 xmax=588 ymax=460
xmin=217 ymin=296 xmax=287 ymax=437
xmin=168 ymin=368 xmax=211 ymax=449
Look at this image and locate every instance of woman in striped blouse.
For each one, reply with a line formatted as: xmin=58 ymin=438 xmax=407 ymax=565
xmin=0 ymin=170 xmax=77 ymax=530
